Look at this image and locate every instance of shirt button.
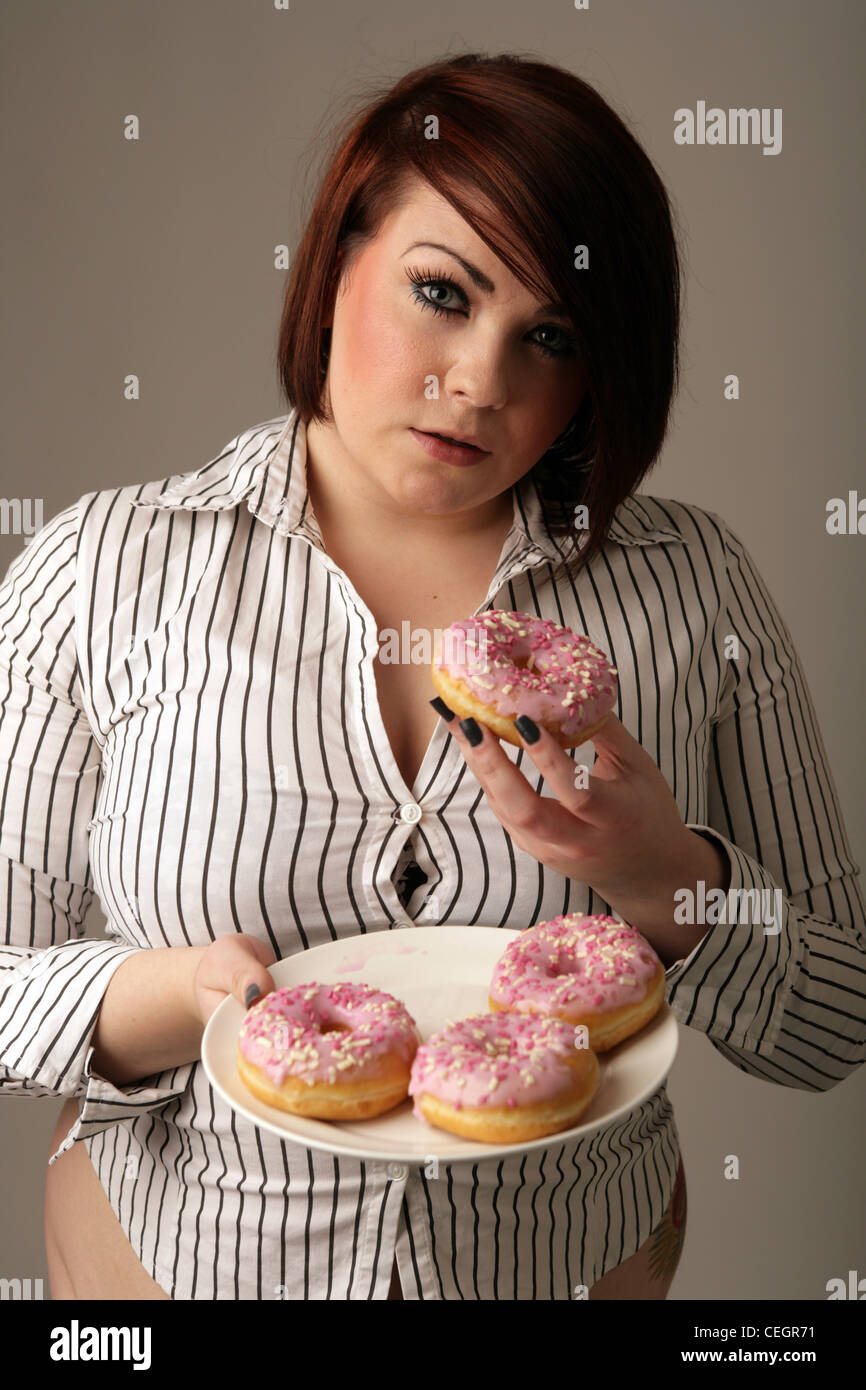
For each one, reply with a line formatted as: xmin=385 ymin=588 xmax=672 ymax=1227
xmin=392 ymin=919 xmax=413 ymax=930
xmin=387 ymin=1162 xmax=408 ymax=1182
xmin=398 ymin=802 xmax=422 ymax=824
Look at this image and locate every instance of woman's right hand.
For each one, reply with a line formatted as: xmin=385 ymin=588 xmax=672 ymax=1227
xmin=191 ymin=934 xmax=278 ymax=1027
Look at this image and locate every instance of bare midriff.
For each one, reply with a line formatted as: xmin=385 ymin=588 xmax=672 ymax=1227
xmin=44 ymin=1099 xmax=170 ymax=1299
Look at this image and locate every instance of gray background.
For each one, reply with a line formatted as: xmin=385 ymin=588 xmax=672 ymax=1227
xmin=1 ymin=0 xmax=864 ymax=1299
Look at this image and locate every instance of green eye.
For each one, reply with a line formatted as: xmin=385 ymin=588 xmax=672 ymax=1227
xmin=403 ymin=266 xmax=579 ymax=360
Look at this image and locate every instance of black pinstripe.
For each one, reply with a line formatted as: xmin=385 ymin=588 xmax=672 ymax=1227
xmin=1 ymin=409 xmax=863 ymax=1298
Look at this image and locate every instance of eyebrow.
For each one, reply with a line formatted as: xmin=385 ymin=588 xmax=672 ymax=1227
xmin=401 ymin=241 xmax=571 ymax=320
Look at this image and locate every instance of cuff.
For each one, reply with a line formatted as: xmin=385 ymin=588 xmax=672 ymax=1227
xmin=662 ymin=824 xmax=800 ymax=1057
xmin=48 ymin=1050 xmax=194 ymax=1164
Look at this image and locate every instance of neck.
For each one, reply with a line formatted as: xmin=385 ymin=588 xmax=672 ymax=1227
xmin=304 ymin=419 xmax=515 ymax=556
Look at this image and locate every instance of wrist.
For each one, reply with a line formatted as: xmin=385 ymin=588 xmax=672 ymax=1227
xmin=183 ymin=945 xmax=212 ymax=1029
xmin=686 ymin=829 xmax=731 ymax=895
xmin=602 ymin=829 xmax=731 ymax=969
xmin=90 ymin=944 xmax=212 ymax=1088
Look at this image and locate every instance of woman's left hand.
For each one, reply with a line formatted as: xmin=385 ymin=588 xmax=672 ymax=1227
xmin=442 ymin=709 xmax=730 ymax=965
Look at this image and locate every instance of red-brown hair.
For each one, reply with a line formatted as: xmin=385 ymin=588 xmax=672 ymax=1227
xmin=276 ymin=52 xmax=682 ymax=572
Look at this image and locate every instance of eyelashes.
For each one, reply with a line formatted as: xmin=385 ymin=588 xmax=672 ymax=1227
xmin=403 ymin=265 xmax=579 ymax=360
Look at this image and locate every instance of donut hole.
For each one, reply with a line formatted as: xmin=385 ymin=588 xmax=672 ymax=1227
xmin=319 ymin=1020 xmax=352 ymax=1035
xmin=510 ymin=648 xmax=542 ymax=673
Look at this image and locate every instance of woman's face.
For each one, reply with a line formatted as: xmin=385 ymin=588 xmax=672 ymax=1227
xmin=310 ymin=174 xmax=589 ymax=524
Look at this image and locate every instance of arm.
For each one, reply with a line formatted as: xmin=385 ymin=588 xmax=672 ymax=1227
xmin=0 ymin=502 xmax=194 ymax=1158
xmin=88 ymin=935 xmax=276 ymax=1087
xmin=663 ymin=513 xmax=866 ymax=1090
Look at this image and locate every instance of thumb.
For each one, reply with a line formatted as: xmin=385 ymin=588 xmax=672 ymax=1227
xmin=194 ymin=935 xmax=278 ymax=1027
xmin=228 ymin=935 xmax=278 ymax=1011
xmin=583 ymin=711 xmax=645 ymax=772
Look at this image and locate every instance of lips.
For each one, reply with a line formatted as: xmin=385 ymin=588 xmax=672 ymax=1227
xmin=431 ymin=432 xmax=481 ymax=449
xmin=414 ymin=427 xmax=490 ymax=453
xmin=409 ymin=427 xmax=491 ymax=466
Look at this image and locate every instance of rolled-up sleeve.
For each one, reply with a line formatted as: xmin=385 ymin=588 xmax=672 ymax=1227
xmin=664 ymin=514 xmax=866 ymax=1090
xmin=0 ymin=501 xmax=192 ymax=1161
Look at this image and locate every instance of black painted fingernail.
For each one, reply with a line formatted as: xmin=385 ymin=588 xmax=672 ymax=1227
xmin=429 ymin=697 xmax=455 ymax=722
xmin=244 ymin=984 xmax=261 ymax=1008
xmin=459 ymin=717 xmax=483 ymax=746
xmin=514 ymin=715 xmax=541 ymax=744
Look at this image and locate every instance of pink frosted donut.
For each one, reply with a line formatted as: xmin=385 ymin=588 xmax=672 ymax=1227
xmin=489 ymin=913 xmax=666 ymax=1052
xmin=236 ymin=982 xmax=421 ymax=1120
xmin=408 ymin=1011 xmax=599 ymax=1144
xmin=431 ymin=609 xmax=617 ymax=748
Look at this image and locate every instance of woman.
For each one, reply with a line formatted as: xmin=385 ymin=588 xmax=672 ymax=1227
xmin=2 ymin=53 xmax=864 ymax=1301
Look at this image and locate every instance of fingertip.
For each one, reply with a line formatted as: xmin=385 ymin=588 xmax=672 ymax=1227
xmin=458 ymin=717 xmax=483 ymax=747
xmin=514 ymin=714 xmax=541 ymax=745
xmin=243 ymin=972 xmax=275 ymax=1010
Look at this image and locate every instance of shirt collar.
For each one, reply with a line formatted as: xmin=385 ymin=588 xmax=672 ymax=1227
xmin=129 ymin=410 xmax=685 ymax=558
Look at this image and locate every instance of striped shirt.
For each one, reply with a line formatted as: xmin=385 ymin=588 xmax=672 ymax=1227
xmin=1 ymin=409 xmax=864 ymax=1300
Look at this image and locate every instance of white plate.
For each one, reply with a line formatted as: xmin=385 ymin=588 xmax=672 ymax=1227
xmin=201 ymin=925 xmax=678 ymax=1163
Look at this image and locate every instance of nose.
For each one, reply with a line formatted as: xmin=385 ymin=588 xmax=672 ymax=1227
xmin=444 ymin=330 xmax=510 ymax=411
